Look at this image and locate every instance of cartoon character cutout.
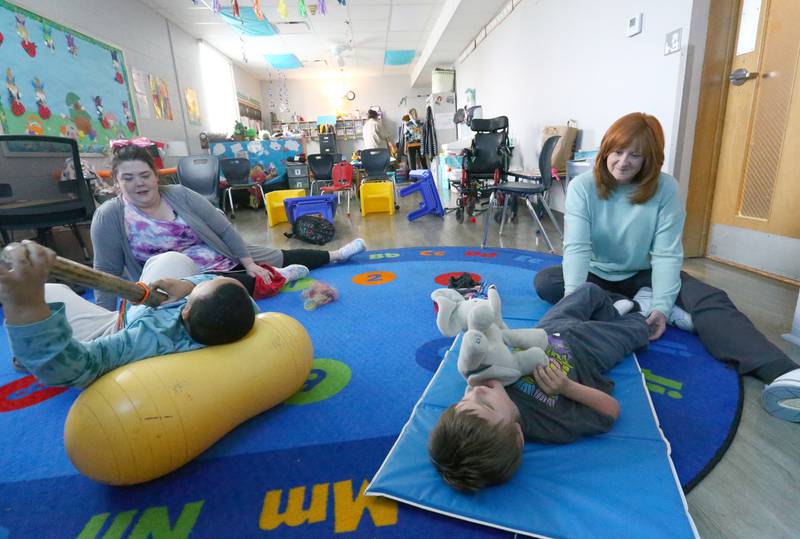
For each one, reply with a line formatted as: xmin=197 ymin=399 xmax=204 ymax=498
xmin=102 ymin=110 xmax=117 ymax=130
xmin=31 ymin=77 xmax=51 ymax=119
xmin=15 ymin=14 xmax=36 ymax=57
xmin=93 ymin=96 xmax=108 ymax=128
xmin=59 ymin=123 xmax=79 ymax=140
xmin=65 ymin=92 xmax=94 ymax=139
xmin=122 ymin=100 xmax=136 ymax=133
xmin=111 ymin=51 xmax=124 ymax=84
xmin=6 ymin=68 xmax=25 ymax=117
xmin=42 ymin=24 xmax=55 ymax=52
xmin=25 ymin=115 xmax=43 ymax=135
xmin=65 ymin=33 xmax=78 ymax=57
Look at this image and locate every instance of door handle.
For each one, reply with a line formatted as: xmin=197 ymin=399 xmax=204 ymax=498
xmin=729 ymin=68 xmax=760 ymax=86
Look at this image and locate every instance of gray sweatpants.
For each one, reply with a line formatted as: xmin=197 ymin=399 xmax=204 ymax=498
xmin=536 ymin=282 xmax=650 ymax=373
xmin=534 ymin=265 xmax=797 ymax=382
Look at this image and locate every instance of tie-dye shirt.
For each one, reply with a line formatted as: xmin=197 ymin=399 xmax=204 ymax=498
xmin=124 ymin=200 xmax=238 ymax=272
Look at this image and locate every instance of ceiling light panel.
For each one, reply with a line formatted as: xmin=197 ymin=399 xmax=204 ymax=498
xmin=349 ymin=5 xmax=391 ymax=20
xmin=274 ymin=21 xmax=312 ymax=34
xmin=389 ymin=6 xmax=433 ymax=31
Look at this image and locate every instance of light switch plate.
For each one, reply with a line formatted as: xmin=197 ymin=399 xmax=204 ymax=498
xmin=665 ymin=28 xmax=682 ymax=55
xmin=626 ymin=13 xmax=643 ymax=37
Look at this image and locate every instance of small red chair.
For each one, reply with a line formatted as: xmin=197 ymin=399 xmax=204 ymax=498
xmin=321 ymin=161 xmax=356 ymax=215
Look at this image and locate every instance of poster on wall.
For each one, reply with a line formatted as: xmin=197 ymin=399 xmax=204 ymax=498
xmin=135 ymin=93 xmax=151 ymax=120
xmin=0 ymin=0 xmax=138 ymax=152
xmin=131 ymin=68 xmax=148 ymax=95
xmin=184 ymin=87 xmax=201 ymax=125
xmin=149 ymin=74 xmax=173 ymax=121
xmin=131 ymin=67 xmax=151 ymax=119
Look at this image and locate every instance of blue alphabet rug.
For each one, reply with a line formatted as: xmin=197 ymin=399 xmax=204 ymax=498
xmin=0 ymin=247 xmax=739 ymax=537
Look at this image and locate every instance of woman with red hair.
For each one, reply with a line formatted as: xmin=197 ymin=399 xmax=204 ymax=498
xmin=534 ymin=112 xmax=799 ymax=422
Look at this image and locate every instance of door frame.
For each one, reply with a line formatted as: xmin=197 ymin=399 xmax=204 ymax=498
xmin=683 ymin=0 xmax=742 ymax=257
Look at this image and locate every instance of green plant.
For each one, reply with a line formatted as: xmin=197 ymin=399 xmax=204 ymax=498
xmin=233 ymin=121 xmax=247 ymax=139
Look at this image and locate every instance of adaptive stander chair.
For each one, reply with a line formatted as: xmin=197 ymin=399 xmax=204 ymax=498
xmin=451 ymin=116 xmax=512 ymax=223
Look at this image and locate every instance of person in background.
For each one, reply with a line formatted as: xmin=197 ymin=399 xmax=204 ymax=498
xmin=90 ymin=142 xmax=365 ymax=310
xmin=362 ymin=109 xmax=396 ymax=154
xmin=533 ymin=112 xmax=800 ymax=423
xmin=401 ymin=108 xmax=425 ymax=170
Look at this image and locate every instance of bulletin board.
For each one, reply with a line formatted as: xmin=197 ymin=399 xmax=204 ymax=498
xmin=0 ymin=0 xmax=138 ymax=153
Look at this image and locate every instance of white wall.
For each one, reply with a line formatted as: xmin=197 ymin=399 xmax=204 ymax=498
xmin=11 ymin=0 xmax=214 ymax=160
xmin=233 ymin=65 xmax=262 ymax=104
xmin=455 ymin=0 xmax=709 ymax=210
xmin=265 ymin=74 xmax=421 ymax=155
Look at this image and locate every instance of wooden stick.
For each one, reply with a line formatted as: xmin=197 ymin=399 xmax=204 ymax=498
xmin=1 ymin=250 xmax=168 ymax=307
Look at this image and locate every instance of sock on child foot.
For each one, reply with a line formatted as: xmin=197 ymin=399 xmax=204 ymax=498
xmin=669 ymin=305 xmax=695 ymax=332
xmin=331 ymin=238 xmax=366 ymax=262
xmin=633 ymin=287 xmax=695 ymax=332
xmin=632 ymin=287 xmax=653 ymax=314
xmin=278 ymin=264 xmax=309 ymax=283
xmin=613 ymin=299 xmax=635 ymax=316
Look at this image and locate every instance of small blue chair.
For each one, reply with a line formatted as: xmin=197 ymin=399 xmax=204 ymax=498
xmin=399 ymin=169 xmax=444 ymax=221
xmin=283 ymin=194 xmax=338 ymax=224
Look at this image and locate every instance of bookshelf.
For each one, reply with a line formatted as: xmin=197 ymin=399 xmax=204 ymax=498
xmin=271 ymin=118 xmax=368 ymax=141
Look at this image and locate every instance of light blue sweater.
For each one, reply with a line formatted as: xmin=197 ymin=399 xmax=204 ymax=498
xmin=563 ymin=172 xmax=685 ymax=316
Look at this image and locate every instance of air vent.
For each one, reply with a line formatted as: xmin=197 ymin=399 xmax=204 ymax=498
xmin=301 ymin=59 xmax=329 ymax=67
xmin=275 ymin=21 xmax=312 ymax=34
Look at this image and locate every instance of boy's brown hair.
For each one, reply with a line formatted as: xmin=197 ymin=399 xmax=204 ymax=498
xmin=428 ymin=404 xmax=523 ymax=493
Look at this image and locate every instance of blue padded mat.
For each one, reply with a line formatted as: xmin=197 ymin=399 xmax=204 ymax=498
xmin=367 ymin=333 xmax=699 ymax=538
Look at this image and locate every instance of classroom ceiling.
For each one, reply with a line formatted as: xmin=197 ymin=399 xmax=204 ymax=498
xmin=138 ymin=0 xmax=508 ymax=86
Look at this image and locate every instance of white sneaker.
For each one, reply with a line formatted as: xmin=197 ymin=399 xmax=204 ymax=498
xmin=762 ymin=367 xmax=800 ymax=422
xmin=633 ymin=287 xmax=694 ymax=332
xmin=278 ymin=264 xmax=309 ymax=283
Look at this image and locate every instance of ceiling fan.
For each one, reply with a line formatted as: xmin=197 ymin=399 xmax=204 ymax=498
xmin=327 ymin=20 xmax=384 ymax=67
xmin=330 ymin=44 xmax=353 ymax=67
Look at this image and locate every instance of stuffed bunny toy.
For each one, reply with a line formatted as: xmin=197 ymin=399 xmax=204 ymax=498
xmin=431 ymin=286 xmax=507 ymax=337
xmin=431 ymin=286 xmax=550 ymax=386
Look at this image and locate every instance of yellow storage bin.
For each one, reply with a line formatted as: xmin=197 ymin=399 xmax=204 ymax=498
xmin=360 ymin=181 xmax=395 ymax=216
xmin=265 ymin=188 xmax=306 ymax=227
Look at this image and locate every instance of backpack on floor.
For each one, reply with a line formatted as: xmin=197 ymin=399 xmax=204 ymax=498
xmin=284 ymin=215 xmax=335 ymax=245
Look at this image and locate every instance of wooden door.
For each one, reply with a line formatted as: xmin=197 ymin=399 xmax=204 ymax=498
xmin=707 ymin=0 xmax=800 ymax=281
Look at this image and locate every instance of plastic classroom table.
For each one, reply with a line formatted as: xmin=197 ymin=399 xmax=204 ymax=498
xmin=95 ymin=167 xmax=177 ymax=179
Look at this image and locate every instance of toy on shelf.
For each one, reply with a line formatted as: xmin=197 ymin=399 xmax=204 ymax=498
xmin=301 ymin=281 xmax=339 ymax=310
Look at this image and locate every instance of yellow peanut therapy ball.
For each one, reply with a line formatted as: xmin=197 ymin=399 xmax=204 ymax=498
xmin=63 ymin=312 xmax=313 ymax=485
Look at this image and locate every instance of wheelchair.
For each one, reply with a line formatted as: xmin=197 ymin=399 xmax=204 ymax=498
xmin=452 ymin=116 xmax=512 ymax=223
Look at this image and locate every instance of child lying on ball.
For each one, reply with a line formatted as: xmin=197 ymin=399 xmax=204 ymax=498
xmin=2 ymin=241 xmax=256 ymax=388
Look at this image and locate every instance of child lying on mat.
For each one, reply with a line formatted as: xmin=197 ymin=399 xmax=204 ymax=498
xmin=428 ymin=282 xmax=650 ymax=492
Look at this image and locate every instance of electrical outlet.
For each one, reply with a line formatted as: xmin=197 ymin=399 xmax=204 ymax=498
xmin=626 ymin=13 xmax=643 ymax=37
xmin=664 ymin=28 xmax=682 ymax=55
